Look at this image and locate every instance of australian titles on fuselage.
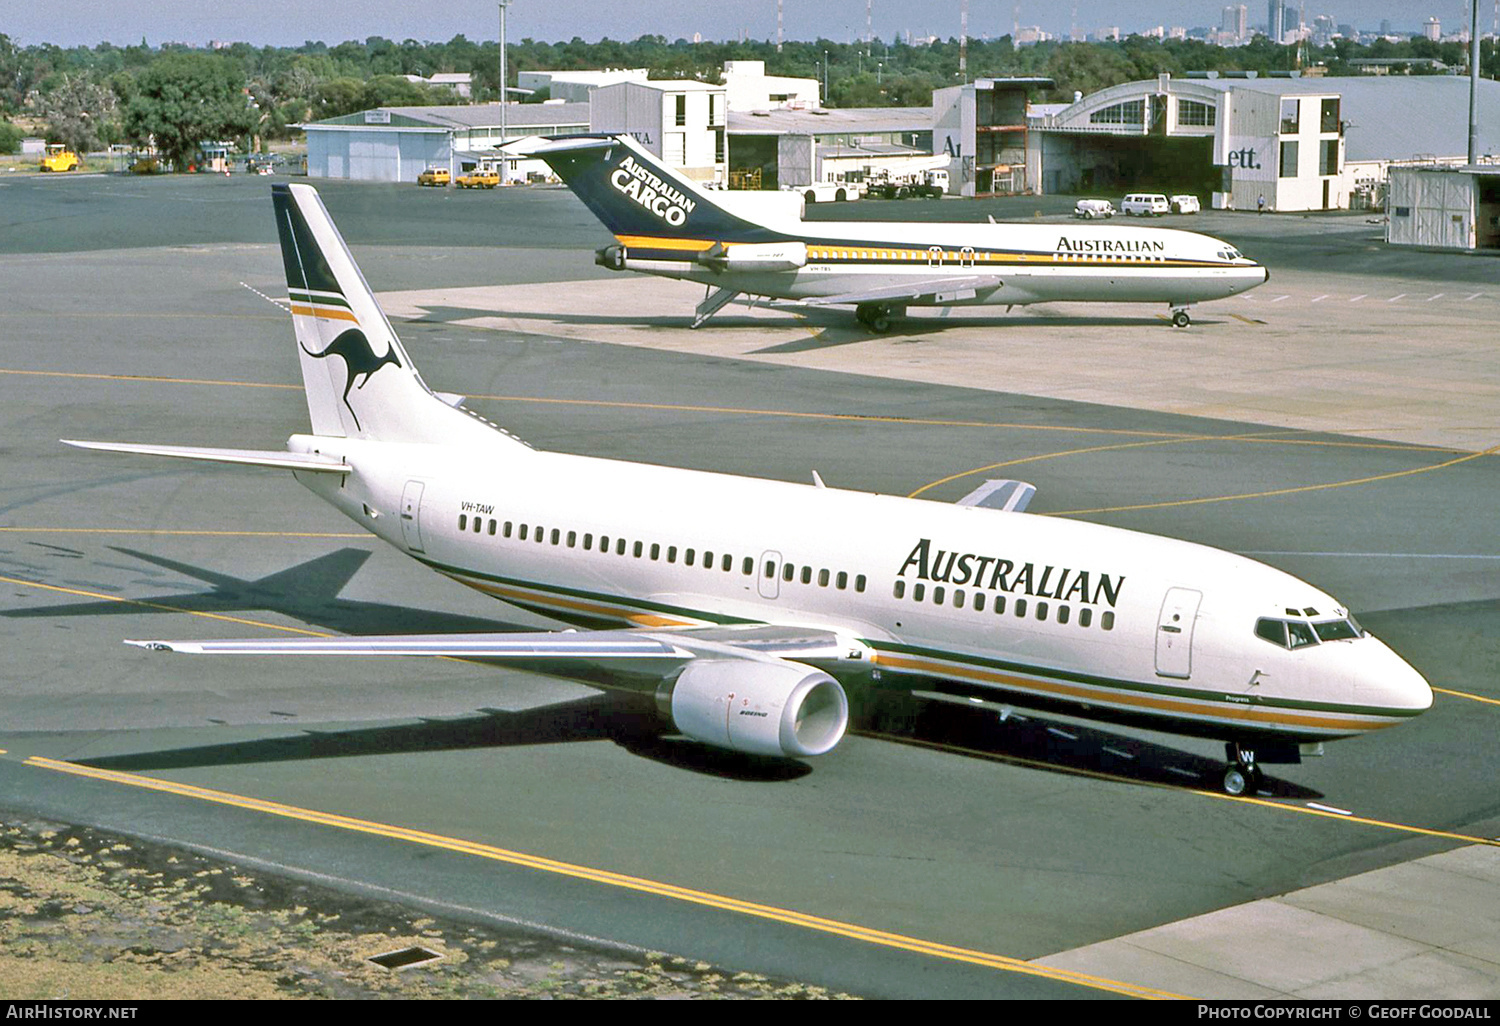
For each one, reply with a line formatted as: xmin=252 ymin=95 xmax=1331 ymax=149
xmin=536 ymin=133 xmax=1269 ymax=330
xmin=898 ymin=537 xmax=1124 ymax=609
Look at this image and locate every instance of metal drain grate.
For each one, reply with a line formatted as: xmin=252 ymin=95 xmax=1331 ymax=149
xmin=367 ymin=945 xmax=444 ymax=970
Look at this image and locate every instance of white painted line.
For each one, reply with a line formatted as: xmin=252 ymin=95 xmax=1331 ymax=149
xmin=1047 ymin=727 xmax=1078 ymax=740
xmin=1307 ymin=802 xmax=1354 ymax=816
xmin=1466 ymin=293 xmax=1484 ymax=301
xmin=1388 ymin=294 xmax=1406 ymax=302
xmin=1426 ymin=294 xmax=1445 ymax=302
xmin=1102 ymin=746 xmax=1136 ymax=760
xmin=1270 ymin=295 xmax=1290 ymax=303
xmin=1310 ymin=295 xmax=1329 ymax=303
xmin=1349 ymin=294 xmax=1367 ymax=302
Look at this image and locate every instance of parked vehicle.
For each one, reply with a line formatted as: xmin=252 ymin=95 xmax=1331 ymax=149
xmin=417 ymin=167 xmax=450 ymax=187
xmin=1171 ymin=194 xmax=1201 ymax=214
xmin=1122 ymin=193 xmax=1171 ymax=217
xmin=865 ymin=168 xmax=948 ymax=200
xmin=456 ymin=169 xmax=500 ymax=189
xmin=39 ymin=144 xmax=80 ymax=172
xmin=787 ymin=181 xmax=858 ymax=203
xmin=1073 ymin=198 xmax=1117 ymax=219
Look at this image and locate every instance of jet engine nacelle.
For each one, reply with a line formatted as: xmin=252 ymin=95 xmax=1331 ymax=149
xmin=595 ymin=244 xmax=626 ymax=270
xmin=656 ymin=659 xmax=848 ymax=758
xmin=697 ymin=242 xmax=808 ymax=274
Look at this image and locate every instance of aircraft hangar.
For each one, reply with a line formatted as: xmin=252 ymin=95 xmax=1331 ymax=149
xmin=1025 ymin=73 xmax=1500 ymax=212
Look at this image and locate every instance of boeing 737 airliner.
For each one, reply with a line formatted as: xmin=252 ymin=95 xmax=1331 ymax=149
xmin=537 ymin=134 xmax=1269 ymax=331
xmin=64 ymin=183 xmax=1426 ymax=795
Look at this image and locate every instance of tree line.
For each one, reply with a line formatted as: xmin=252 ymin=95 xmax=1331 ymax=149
xmin=2 ymin=30 xmax=1493 ymax=166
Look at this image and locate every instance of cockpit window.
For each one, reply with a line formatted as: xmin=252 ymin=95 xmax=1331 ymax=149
xmin=1254 ymin=618 xmax=1287 ymax=647
xmin=1256 ymin=615 xmax=1357 ymax=650
xmin=1313 ymin=618 xmax=1363 ymax=642
xmin=1287 ymin=620 xmax=1318 ymax=649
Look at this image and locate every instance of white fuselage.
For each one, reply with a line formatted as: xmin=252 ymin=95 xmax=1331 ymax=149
xmin=617 ymin=219 xmax=1268 ymax=307
xmin=290 ymin=431 xmax=1430 ymax=747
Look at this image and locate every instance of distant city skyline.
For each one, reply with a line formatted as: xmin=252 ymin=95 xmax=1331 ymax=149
xmin=6 ymin=1 xmax=1487 ymax=49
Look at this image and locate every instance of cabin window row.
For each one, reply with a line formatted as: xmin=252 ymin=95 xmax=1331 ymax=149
xmin=891 ymin=579 xmax=1114 ymax=630
xmin=459 ymin=513 xmax=752 ymax=573
xmin=765 ymin=560 xmax=867 ymax=593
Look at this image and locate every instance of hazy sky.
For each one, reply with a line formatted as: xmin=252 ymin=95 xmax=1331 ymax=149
xmin=8 ymin=1 xmax=1481 ymax=49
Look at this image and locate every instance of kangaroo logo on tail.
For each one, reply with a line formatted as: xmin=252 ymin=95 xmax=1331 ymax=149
xmin=300 ymin=328 xmax=402 ymax=431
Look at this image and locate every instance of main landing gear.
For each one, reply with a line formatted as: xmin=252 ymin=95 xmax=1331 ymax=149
xmin=1170 ymin=306 xmax=1192 ymax=328
xmin=1220 ymin=742 xmax=1264 ymax=796
xmin=855 ymin=301 xmax=900 ymax=333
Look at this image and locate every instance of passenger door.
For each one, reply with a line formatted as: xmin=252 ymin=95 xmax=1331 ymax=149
xmin=1155 ymin=587 xmax=1202 ymax=679
xmin=758 ymin=550 xmax=782 ymax=600
xmin=401 ymin=480 xmax=426 ymax=553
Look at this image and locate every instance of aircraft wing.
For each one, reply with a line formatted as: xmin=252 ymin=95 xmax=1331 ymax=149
xmin=127 ymin=622 xmax=869 ymax=667
xmin=782 ymin=275 xmax=1003 ymax=308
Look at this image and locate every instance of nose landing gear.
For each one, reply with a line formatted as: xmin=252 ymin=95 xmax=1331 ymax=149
xmin=1221 ymin=742 xmax=1264 ymax=795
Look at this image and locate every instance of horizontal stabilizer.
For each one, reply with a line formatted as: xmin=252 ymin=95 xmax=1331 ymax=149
xmin=62 ymin=440 xmax=350 ymax=474
xmin=956 ymin=478 xmax=1037 ymax=513
xmin=781 ymin=275 xmax=1003 ymax=308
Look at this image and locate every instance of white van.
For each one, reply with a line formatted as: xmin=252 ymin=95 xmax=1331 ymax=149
xmin=1121 ymin=193 xmax=1170 ymax=217
xmin=1073 ymin=198 xmax=1116 ymax=219
xmin=1170 ymin=194 xmax=1201 ymax=214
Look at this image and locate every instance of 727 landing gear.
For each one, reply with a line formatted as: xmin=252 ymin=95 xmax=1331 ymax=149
xmin=1170 ymin=306 xmax=1192 ymax=328
xmin=1221 ymin=742 xmax=1264 ymax=796
xmin=855 ymin=301 xmax=898 ymax=333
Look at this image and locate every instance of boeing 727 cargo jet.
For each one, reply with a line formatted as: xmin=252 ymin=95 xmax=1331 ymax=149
xmin=536 ymin=134 xmax=1269 ymax=330
xmin=64 ymin=184 xmax=1426 ymax=795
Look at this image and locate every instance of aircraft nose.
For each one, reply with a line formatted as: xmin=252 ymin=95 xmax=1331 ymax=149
xmin=1354 ymin=640 xmax=1432 ymax=715
xmin=1262 ymin=266 xmax=1270 ymax=283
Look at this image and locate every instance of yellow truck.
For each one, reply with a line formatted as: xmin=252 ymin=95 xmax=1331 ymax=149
xmin=416 ymin=167 xmax=450 ymax=187
xmin=40 ymin=144 xmax=81 ymax=172
xmin=456 ymin=168 xmax=500 ymax=189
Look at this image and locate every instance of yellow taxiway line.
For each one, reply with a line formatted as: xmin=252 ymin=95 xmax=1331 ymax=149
xmin=18 ymin=754 xmax=1184 ymax=1000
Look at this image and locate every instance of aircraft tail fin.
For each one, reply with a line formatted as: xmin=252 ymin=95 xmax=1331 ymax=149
xmin=536 ymin=134 xmax=777 ymax=244
xmin=272 ymin=183 xmax=493 ymax=445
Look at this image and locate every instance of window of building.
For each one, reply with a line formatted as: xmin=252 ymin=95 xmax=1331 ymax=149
xmin=1279 ymin=140 xmax=1299 ymax=178
xmin=1319 ymin=139 xmax=1339 ymax=176
xmin=1280 ymin=97 xmax=1300 ymax=134
xmin=1320 ymin=97 xmax=1340 ymax=134
xmin=1090 ymin=100 xmax=1145 ymax=125
xmin=675 ymin=94 xmax=687 ymax=127
xmin=1178 ymin=99 xmax=1216 ymax=127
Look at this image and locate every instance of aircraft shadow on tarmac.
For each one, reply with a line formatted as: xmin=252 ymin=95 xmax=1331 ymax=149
xmin=857 ymin=696 xmax=1324 ymax=800
xmin=1 ymin=546 xmax=529 ymax=636
xmin=77 ymin=691 xmax=813 ymax=783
